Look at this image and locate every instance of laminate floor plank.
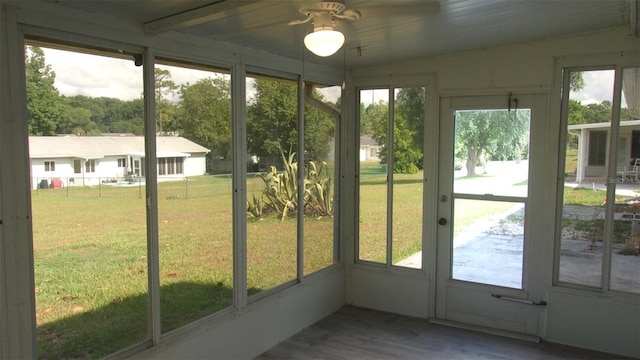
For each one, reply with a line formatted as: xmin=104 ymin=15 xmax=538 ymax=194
xmin=257 ymin=306 xmax=629 ymax=359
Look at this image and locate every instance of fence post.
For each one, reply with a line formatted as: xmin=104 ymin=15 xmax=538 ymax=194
xmin=139 ymin=176 xmax=142 ymax=199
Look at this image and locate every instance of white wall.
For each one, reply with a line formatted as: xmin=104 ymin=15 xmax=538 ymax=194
xmin=136 ymin=268 xmax=345 ymax=359
xmin=183 ymin=154 xmax=207 ymax=177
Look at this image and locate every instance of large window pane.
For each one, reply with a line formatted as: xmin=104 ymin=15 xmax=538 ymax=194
xmin=358 ymin=89 xmax=389 ymax=263
xmin=559 ymin=70 xmax=615 ymax=288
xmin=611 ymin=66 xmax=640 ymax=293
xmin=304 ymin=85 xmax=339 ymax=275
xmin=28 ymin=44 xmax=147 ymax=358
xmin=246 ymin=75 xmax=298 ymax=293
xmin=392 ymin=87 xmax=425 ymax=269
xmin=155 ymin=61 xmax=233 ymax=332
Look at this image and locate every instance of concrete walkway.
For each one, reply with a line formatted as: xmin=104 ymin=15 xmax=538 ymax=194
xmin=396 ymin=230 xmax=639 ymax=292
xmin=395 ymin=164 xmax=640 ymax=292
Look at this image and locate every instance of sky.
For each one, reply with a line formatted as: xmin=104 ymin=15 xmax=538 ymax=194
xmin=41 ymin=47 xmax=341 ymax=103
xmin=41 ymin=47 xmax=617 ymax=107
xmin=571 ymin=70 xmax=616 ymax=105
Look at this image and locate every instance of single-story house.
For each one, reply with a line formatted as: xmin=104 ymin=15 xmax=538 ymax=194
xmin=568 ymin=119 xmax=640 ymax=182
xmin=359 ymin=135 xmax=381 ymax=162
xmin=29 ymin=135 xmax=209 ymax=188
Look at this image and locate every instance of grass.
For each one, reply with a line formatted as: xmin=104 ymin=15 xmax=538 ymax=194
xmin=32 ymin=175 xmax=334 ymax=358
xmin=31 ymin=165 xmax=627 ymax=358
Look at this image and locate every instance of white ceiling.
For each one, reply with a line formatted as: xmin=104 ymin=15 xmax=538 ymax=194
xmin=39 ymin=0 xmax=634 ymax=68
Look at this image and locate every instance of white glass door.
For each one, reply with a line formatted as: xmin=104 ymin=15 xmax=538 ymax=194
xmin=435 ymin=94 xmax=544 ymax=336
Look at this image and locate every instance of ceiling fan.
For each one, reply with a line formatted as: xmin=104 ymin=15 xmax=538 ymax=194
xmin=288 ymin=2 xmax=361 ymax=26
xmin=288 ymin=1 xmax=441 ymax=57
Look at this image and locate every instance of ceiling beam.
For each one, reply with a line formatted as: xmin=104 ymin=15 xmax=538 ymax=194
xmin=144 ymin=0 xmax=264 ymax=34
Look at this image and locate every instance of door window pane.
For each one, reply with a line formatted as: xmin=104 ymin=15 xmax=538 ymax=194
xmin=28 ymin=44 xmax=147 ymax=358
xmin=155 ymin=61 xmax=234 ymax=332
xmin=358 ymin=89 xmax=389 ymax=263
xmin=453 ymin=109 xmax=530 ymax=198
xmin=452 ymin=199 xmax=525 ymax=288
xmin=452 ymin=107 xmax=530 ymax=289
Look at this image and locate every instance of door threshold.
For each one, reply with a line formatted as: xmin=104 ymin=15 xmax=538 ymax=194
xmin=429 ymin=319 xmax=540 ymax=343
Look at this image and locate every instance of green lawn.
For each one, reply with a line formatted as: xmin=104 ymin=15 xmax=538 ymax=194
xmin=31 ymin=168 xmax=614 ymax=358
xmin=32 ymin=175 xmax=333 ymax=358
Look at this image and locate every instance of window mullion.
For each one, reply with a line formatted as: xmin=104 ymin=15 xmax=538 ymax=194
xmin=297 ymin=75 xmax=305 ymax=281
xmin=232 ymin=63 xmax=247 ymax=310
xmin=143 ymin=49 xmax=161 ymax=344
xmin=387 ymin=87 xmax=394 ymax=267
xmin=603 ymin=66 xmax=625 ymax=292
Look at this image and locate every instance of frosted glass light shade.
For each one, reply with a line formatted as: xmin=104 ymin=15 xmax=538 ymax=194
xmin=304 ymin=28 xmax=345 ymax=57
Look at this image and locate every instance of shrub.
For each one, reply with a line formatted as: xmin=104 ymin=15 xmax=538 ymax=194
xmin=247 ymin=148 xmax=334 ymax=221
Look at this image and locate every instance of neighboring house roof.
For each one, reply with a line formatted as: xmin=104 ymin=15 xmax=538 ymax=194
xmin=29 ymin=136 xmax=210 ymax=159
xmin=568 ymin=119 xmax=640 ymax=131
xmin=360 ymin=135 xmax=379 ymax=147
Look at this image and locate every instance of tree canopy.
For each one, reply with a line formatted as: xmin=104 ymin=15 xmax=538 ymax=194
xmin=177 ymin=76 xmax=232 ymax=159
xmin=25 ymin=46 xmax=63 ymax=135
xmin=366 ymin=88 xmax=425 ymax=174
xmin=247 ymin=79 xmax=335 ymax=166
xmin=455 ymin=109 xmax=529 ymax=176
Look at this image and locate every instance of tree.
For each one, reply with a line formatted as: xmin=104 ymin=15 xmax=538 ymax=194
xmin=369 ymin=88 xmax=425 ymax=174
xmin=62 ymin=95 xmax=144 ymax=134
xmin=58 ymin=102 xmax=96 ymax=135
xmin=570 ymin=71 xmax=585 ymax=91
xmin=155 ymin=68 xmax=178 ymax=135
xmin=25 ymin=46 xmax=63 ymax=135
xmin=247 ymin=79 xmax=334 ymax=166
xmin=583 ymin=101 xmax=612 ymax=124
xmin=178 ymin=76 xmax=232 ymax=161
xmin=455 ymin=109 xmax=529 ymax=176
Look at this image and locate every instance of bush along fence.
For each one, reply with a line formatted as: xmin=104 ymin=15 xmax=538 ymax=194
xmin=247 ymin=150 xmax=334 ymax=221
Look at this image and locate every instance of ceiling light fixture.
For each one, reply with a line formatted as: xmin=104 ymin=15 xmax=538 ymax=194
xmin=303 ymin=13 xmax=344 ymax=57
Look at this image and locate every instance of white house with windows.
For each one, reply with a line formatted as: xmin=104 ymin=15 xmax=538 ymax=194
xmin=29 ymin=135 xmax=209 ymax=188
xmin=568 ymin=120 xmax=640 ymax=182
xmin=359 ymin=135 xmax=381 ymax=162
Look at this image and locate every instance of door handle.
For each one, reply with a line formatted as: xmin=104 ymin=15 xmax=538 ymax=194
xmin=438 ymin=218 xmax=447 ymax=225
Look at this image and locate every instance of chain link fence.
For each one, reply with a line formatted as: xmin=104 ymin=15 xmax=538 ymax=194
xmin=31 ymin=174 xmax=266 ymax=199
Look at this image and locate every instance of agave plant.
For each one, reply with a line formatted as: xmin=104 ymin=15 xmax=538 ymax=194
xmin=246 ymin=193 xmax=264 ymax=218
xmin=247 ymin=147 xmax=334 ymax=220
xmin=305 ymin=160 xmax=334 ymax=217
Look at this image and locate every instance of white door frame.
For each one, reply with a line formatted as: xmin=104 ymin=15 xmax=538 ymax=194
xmin=434 ymin=93 xmax=548 ymax=338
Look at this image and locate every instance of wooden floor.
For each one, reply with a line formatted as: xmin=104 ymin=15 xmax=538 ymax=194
xmin=257 ymin=306 xmax=627 ymax=359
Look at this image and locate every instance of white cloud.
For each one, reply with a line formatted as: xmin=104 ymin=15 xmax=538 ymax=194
xmin=44 ymin=48 xmax=143 ymax=100
xmin=570 ymin=70 xmax=615 ymax=105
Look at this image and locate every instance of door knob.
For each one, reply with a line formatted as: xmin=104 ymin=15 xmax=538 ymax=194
xmin=438 ymin=218 xmax=447 ymax=225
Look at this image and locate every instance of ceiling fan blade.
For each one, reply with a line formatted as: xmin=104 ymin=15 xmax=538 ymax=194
xmin=288 ymin=16 xmax=313 ymax=25
xmin=334 ymin=9 xmax=361 ymax=21
xmin=355 ymin=1 xmax=440 ymax=18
